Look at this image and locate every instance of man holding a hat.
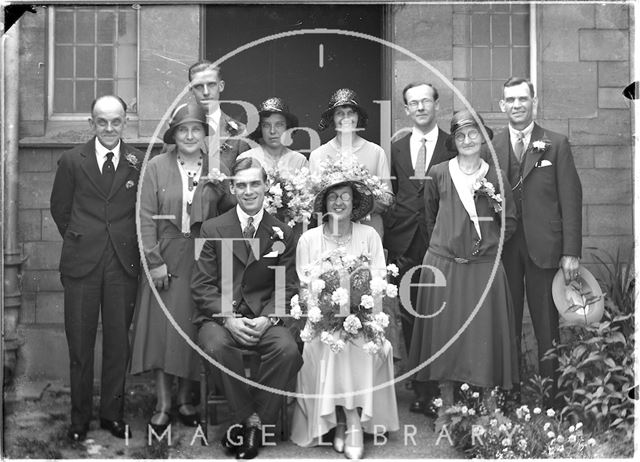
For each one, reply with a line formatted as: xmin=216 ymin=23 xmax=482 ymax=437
xmin=492 ymin=77 xmax=583 ymax=405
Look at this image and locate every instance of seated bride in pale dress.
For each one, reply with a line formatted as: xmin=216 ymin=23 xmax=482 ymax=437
xmin=290 ymin=178 xmax=399 ymax=459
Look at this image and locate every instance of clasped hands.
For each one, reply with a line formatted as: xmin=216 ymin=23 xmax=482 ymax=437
xmin=560 ymin=255 xmax=581 ymax=285
xmin=224 ymin=316 xmax=271 ymax=346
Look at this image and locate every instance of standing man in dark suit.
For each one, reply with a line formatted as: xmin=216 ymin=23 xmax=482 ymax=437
xmin=187 ymin=60 xmax=250 ymax=171
xmin=50 ymin=95 xmax=144 ymax=441
xmin=383 ymin=82 xmax=453 ymax=416
xmin=493 ymin=77 xmax=582 ymax=405
xmin=192 ymin=158 xmax=302 ymax=459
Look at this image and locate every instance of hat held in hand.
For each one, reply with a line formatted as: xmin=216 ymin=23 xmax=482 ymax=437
xmin=552 ymin=267 xmax=605 ymax=325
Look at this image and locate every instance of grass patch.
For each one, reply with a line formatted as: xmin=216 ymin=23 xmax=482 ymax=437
xmin=130 ymin=440 xmax=170 ymax=459
xmin=4 ymin=437 xmax=63 ymax=459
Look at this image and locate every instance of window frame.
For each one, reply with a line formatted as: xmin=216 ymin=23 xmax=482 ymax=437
xmin=46 ymin=5 xmax=140 ymax=121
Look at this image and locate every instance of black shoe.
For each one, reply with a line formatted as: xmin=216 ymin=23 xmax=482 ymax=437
xmin=148 ymin=411 xmax=171 ymax=437
xmin=423 ymin=400 xmax=439 ymax=419
xmin=177 ymin=405 xmax=201 ymax=427
xmin=236 ymin=426 xmax=262 ymax=459
xmin=100 ymin=418 xmax=132 ymax=439
xmin=67 ymin=425 xmax=88 ymax=442
xmin=221 ymin=424 xmax=244 ymax=453
xmin=409 ymin=400 xmax=426 ymax=413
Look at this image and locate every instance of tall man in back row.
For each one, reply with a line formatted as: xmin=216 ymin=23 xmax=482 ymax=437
xmin=492 ymin=77 xmax=582 ymax=405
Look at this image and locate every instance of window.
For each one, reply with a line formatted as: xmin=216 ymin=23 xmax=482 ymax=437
xmin=453 ymin=3 xmax=531 ymax=113
xmin=49 ymin=6 xmax=138 ymax=117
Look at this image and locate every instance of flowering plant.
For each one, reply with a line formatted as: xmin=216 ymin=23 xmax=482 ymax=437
xmin=290 ymin=248 xmax=398 ymax=355
xmin=125 ymin=153 xmax=140 ymax=170
xmin=263 ymin=167 xmax=316 ymax=228
xmin=314 ymin=157 xmax=395 ymax=212
xmin=472 ymin=177 xmax=503 ymax=214
xmin=532 ymin=138 xmax=551 ymax=153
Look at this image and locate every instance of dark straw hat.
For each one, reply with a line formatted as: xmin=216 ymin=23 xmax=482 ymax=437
xmin=163 ymin=102 xmax=209 ymax=144
xmin=249 ymin=97 xmax=299 ymax=141
xmin=313 ymin=179 xmax=374 ymax=222
xmin=318 ymin=88 xmax=369 ymax=131
xmin=445 ymin=109 xmax=494 ymax=151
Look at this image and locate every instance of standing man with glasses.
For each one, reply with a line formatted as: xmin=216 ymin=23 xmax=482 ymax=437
xmin=383 ymin=82 xmax=453 ymax=418
xmin=50 ymin=95 xmax=144 ymax=442
xmin=492 ymin=77 xmax=582 ymax=407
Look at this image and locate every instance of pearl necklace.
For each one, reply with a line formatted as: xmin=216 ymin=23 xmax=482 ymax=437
xmin=178 ymin=154 xmax=203 ymax=191
xmin=322 ymin=223 xmax=352 ymax=246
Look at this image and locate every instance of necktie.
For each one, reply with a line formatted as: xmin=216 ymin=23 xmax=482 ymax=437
xmin=514 ymin=131 xmax=525 ymax=162
xmin=243 ymin=216 xmax=255 ymax=241
xmin=102 ymin=151 xmax=115 ymax=192
xmin=414 ymin=138 xmax=427 ymax=178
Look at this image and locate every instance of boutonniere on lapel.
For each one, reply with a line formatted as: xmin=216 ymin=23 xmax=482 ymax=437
xmin=532 ymin=138 xmax=551 ymax=153
xmin=205 ymin=168 xmax=228 ymax=184
xmin=124 ymin=153 xmax=140 ymax=170
xmin=125 ymin=180 xmax=136 ymax=190
xmin=264 ymin=226 xmax=286 ymax=257
xmin=472 ymin=177 xmax=503 ymax=213
xmin=226 ymin=119 xmax=240 ymax=136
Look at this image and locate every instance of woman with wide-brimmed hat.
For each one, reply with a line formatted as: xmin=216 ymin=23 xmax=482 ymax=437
xmin=309 ymin=88 xmax=392 ymax=239
xmin=290 ymin=176 xmax=399 ymax=459
xmin=130 ymin=102 xmax=236 ymax=435
xmin=408 ymin=109 xmax=519 ymax=409
xmin=238 ymin=97 xmax=308 ymax=174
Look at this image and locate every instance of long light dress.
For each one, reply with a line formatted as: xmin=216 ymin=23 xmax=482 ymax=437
xmin=309 ymin=138 xmax=391 ymax=239
xmin=237 ymin=145 xmax=308 ymax=174
xmin=290 ymin=223 xmax=400 ymax=447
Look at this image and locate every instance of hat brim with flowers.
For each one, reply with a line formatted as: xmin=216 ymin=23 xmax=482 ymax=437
xmin=445 ymin=109 xmax=494 ymax=152
xmin=318 ymin=88 xmax=369 ymax=132
xmin=249 ymin=97 xmax=299 ymax=142
xmin=313 ymin=178 xmax=374 ymax=223
xmin=163 ymin=102 xmax=210 ymax=144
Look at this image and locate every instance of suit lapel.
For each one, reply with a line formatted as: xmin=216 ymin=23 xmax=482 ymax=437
xmin=108 ymin=143 xmax=133 ymax=198
xmin=490 ymin=129 xmax=511 ymax=172
xmin=522 ymin=123 xmax=546 ymax=180
xmin=247 ymin=213 xmax=276 ymax=266
xmin=79 ymin=138 xmax=107 ymax=198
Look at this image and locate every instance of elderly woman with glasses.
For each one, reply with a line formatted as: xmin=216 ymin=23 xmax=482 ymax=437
xmin=408 ymin=109 xmax=519 ymax=409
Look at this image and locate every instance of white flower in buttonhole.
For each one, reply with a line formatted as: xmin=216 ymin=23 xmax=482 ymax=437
xmin=546 ymin=409 xmax=555 ymax=417
xmin=533 ymin=407 xmax=541 ymax=415
xmin=360 ymin=294 xmax=374 ymax=309
xmin=331 ymin=288 xmax=349 ymax=306
xmin=385 ymin=283 xmax=398 ymax=298
xmin=362 ymin=341 xmax=380 ymax=355
xmin=307 ymin=306 xmax=322 ymax=323
xmin=271 ymin=226 xmax=284 ymax=240
xmin=374 ymin=312 xmax=389 ymax=328
xmin=300 ymin=323 xmax=315 ymax=342
xmin=310 ymin=279 xmax=325 ymax=293
xmin=343 ymin=314 xmax=362 ymax=335
xmin=386 ymin=263 xmax=399 ymax=277
xmin=370 ymin=277 xmax=386 ymax=295
xmin=460 ymin=383 xmax=470 ymax=391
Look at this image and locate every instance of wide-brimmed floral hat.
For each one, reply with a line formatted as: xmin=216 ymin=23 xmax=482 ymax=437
xmin=163 ymin=102 xmax=209 ymax=144
xmin=249 ymin=97 xmax=299 ymax=141
xmin=313 ymin=177 xmax=374 ymax=222
xmin=318 ymin=88 xmax=369 ymax=131
xmin=445 ymin=109 xmax=494 ymax=151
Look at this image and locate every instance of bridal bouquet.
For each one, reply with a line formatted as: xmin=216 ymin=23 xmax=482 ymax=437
xmin=263 ymin=167 xmax=316 ymax=228
xmin=314 ymin=157 xmax=395 ymax=210
xmin=290 ymin=248 xmax=399 ymax=355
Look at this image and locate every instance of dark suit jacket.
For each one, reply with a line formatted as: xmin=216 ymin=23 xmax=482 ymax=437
xmin=50 ymin=138 xmax=144 ymax=278
xmin=383 ymin=128 xmax=454 ymax=258
xmin=191 ymin=209 xmax=298 ymax=326
xmin=490 ymin=123 xmax=582 ymax=268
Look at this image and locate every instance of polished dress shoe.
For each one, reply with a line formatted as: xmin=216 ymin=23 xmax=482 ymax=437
xmin=148 ymin=411 xmax=171 ymax=437
xmin=409 ymin=400 xmax=426 ymax=413
xmin=236 ymin=426 xmax=262 ymax=459
xmin=177 ymin=404 xmax=201 ymax=427
xmin=67 ymin=425 xmax=88 ymax=442
xmin=221 ymin=424 xmax=244 ymax=453
xmin=100 ymin=418 xmax=132 ymax=439
xmin=423 ymin=400 xmax=438 ymax=419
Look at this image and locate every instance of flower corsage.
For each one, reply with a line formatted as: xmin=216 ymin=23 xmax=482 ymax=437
xmin=473 ymin=177 xmax=503 ymax=213
xmin=532 ymin=138 xmax=551 ymax=153
xmin=125 ymin=153 xmax=140 ymax=170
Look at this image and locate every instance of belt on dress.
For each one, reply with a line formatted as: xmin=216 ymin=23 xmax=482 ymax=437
xmin=428 ymin=249 xmax=496 ymax=264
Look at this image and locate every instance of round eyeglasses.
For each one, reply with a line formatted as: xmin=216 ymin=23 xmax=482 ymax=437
xmin=327 ymin=192 xmax=352 ymax=202
xmin=454 ymin=129 xmax=481 ymax=143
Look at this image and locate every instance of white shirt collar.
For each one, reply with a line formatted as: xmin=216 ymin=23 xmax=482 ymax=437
xmin=236 ymin=205 xmax=264 ymax=236
xmin=411 ymin=124 xmax=439 ymax=142
xmin=95 ymin=138 xmax=121 ymax=172
xmin=508 ymin=122 xmax=534 ymax=140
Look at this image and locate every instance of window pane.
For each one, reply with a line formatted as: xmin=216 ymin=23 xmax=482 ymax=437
xmin=472 ymin=14 xmax=490 ymax=44
xmin=492 ymin=81 xmax=504 ymax=111
xmin=96 ymin=80 xmax=114 ymax=97
xmin=97 ymin=46 xmax=113 ymax=78
xmin=471 ymin=81 xmax=492 ymax=112
xmin=76 ymin=46 xmax=95 ymax=78
xmin=492 ymin=4 xmax=509 ymax=12
xmin=492 ymin=15 xmax=510 ymax=45
xmin=76 ymin=10 xmax=96 ymax=44
xmin=55 ymin=46 xmax=74 ymax=78
xmin=97 ymin=10 xmax=115 ymax=43
xmin=116 ymin=79 xmax=136 ymax=111
xmin=493 ymin=47 xmax=510 ymax=79
xmin=512 ymin=48 xmax=529 ymax=76
xmin=453 ymin=14 xmax=469 ymax=46
xmin=117 ymin=45 xmax=137 ymax=78
xmin=54 ymin=80 xmax=74 ymax=113
xmin=453 ymin=46 xmax=469 ymax=78
xmin=511 ymin=4 xmax=529 ymax=13
xmin=472 ymin=47 xmax=491 ymax=79
xmin=118 ymin=9 xmax=137 ymax=44
xmin=76 ymin=80 xmax=94 ymax=111
xmin=55 ymin=10 xmax=74 ymax=43
xmin=512 ymin=14 xmax=529 ymax=46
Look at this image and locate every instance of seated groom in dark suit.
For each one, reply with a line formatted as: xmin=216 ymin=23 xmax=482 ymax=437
xmin=192 ymin=157 xmax=302 ymax=459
